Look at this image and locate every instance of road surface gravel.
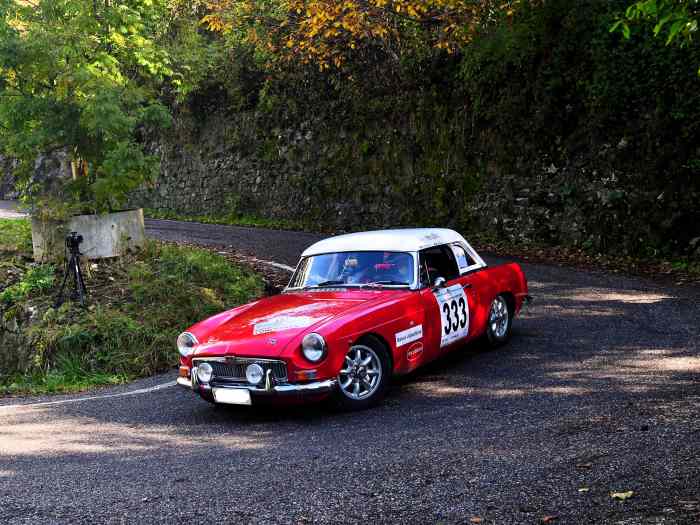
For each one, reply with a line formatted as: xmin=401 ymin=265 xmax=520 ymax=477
xmin=1 ymin=209 xmax=699 ymax=524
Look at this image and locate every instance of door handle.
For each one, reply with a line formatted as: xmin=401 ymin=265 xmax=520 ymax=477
xmin=462 ymin=283 xmax=472 ymax=290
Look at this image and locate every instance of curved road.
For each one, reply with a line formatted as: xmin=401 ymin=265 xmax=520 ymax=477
xmin=1 ymin=210 xmax=699 ymax=524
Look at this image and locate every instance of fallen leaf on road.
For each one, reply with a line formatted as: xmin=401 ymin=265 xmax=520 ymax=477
xmin=469 ymin=518 xmax=482 ymax=524
xmin=575 ymin=463 xmax=592 ymax=469
xmin=541 ymin=516 xmax=558 ymax=523
xmin=578 ymin=487 xmax=589 ymax=493
xmin=611 ymin=491 xmax=634 ymax=501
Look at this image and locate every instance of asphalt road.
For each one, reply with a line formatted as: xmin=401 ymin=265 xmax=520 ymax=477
xmin=0 ymin=200 xmax=27 ymax=219
xmin=1 ymin=209 xmax=699 ymax=524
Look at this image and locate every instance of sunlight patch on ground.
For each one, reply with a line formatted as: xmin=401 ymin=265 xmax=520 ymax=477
xmin=540 ymin=303 xmax=622 ymax=317
xmin=568 ymin=290 xmax=673 ymax=304
xmin=623 ymin=355 xmax=700 ymax=373
xmin=0 ymin=408 xmax=266 ymax=457
xmin=409 ymin=382 xmax=591 ymax=398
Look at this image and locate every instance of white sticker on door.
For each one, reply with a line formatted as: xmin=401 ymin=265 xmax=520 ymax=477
xmin=434 ymin=284 xmax=469 ymax=347
xmin=395 ymin=325 xmax=423 ymax=347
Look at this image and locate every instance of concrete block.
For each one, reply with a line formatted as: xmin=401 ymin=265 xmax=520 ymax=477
xmin=32 ymin=209 xmax=145 ymax=261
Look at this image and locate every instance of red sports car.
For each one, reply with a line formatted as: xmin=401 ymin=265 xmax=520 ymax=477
xmin=176 ymin=228 xmax=529 ymax=410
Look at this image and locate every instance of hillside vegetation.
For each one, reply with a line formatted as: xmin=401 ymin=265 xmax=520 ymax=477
xmin=1 ymin=0 xmax=699 ymax=261
xmin=0 ymin=219 xmax=263 ymax=394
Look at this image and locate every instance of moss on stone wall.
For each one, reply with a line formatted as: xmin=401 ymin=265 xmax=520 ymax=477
xmin=129 ymin=0 xmax=700 ymax=258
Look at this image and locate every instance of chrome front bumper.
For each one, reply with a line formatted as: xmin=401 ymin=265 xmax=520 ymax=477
xmin=177 ymin=370 xmax=337 ymax=399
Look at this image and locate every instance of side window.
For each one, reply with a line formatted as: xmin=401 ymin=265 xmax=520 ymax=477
xmin=451 ymin=243 xmax=476 ymax=271
xmin=419 ymin=245 xmax=460 ymax=285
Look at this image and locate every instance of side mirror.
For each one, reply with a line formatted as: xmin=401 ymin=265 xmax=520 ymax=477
xmin=432 ymin=276 xmax=446 ymax=290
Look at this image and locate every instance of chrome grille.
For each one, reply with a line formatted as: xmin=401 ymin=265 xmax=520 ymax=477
xmin=197 ymin=358 xmax=287 ymax=383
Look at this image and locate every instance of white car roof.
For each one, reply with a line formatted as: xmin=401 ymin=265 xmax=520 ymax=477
xmin=301 ymin=228 xmax=470 ymax=257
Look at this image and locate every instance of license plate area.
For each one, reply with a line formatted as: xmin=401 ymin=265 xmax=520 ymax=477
xmin=212 ymin=387 xmax=252 ymax=405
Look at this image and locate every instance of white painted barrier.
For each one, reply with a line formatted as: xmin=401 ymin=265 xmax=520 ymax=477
xmin=31 ymin=209 xmax=146 ymax=261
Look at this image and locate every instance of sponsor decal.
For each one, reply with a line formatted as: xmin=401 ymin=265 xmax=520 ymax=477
xmin=253 ymin=315 xmax=318 ymax=335
xmin=395 ymin=324 xmax=423 ymax=347
xmin=406 ymin=342 xmax=424 ymax=361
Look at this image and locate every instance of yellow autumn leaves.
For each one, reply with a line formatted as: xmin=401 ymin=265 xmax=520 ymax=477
xmin=202 ymin=0 xmax=533 ymax=70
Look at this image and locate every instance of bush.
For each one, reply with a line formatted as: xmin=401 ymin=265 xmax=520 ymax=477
xmin=0 ymin=241 xmax=264 ymax=394
xmin=0 ymin=218 xmax=32 ymax=254
xmin=1 ymin=265 xmax=55 ymax=305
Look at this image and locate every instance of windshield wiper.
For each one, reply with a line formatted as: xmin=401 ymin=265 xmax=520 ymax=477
xmin=313 ymin=280 xmax=346 ymax=287
xmin=360 ymin=280 xmax=410 ymax=288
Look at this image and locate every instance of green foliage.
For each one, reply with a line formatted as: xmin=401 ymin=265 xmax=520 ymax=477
xmin=2 ymin=352 xmax=128 ymax=395
xmin=0 ymin=0 xmax=176 ymax=212
xmin=1 ymin=265 xmax=55 ymax=305
xmin=144 ymin=208 xmax=307 ymax=231
xmin=0 ymin=218 xmax=32 ymax=253
xmin=455 ymin=0 xmax=700 ymax=254
xmin=612 ymin=1 xmax=699 ymax=74
xmin=0 ymin=241 xmax=264 ymax=393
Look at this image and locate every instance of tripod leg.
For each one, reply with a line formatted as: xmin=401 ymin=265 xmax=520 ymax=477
xmin=74 ymin=255 xmax=87 ymax=307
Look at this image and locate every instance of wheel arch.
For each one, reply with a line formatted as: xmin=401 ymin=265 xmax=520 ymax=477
xmin=354 ymin=332 xmax=394 ymax=372
xmin=499 ymin=291 xmax=516 ymax=315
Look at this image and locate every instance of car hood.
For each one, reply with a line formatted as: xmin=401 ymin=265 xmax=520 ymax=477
xmin=191 ymin=289 xmax=402 ymax=358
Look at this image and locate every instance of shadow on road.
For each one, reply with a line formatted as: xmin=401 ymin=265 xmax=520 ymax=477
xmin=2 ymin=272 xmax=699 ymax=524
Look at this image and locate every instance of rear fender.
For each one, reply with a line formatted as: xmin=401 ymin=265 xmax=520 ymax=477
xmin=470 ymin=263 xmax=528 ymax=336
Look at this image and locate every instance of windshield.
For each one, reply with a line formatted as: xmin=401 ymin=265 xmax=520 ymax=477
xmin=288 ymin=251 xmax=415 ymax=289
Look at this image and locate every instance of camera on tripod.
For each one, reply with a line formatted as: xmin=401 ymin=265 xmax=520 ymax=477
xmin=65 ymin=231 xmax=84 ymax=252
xmin=55 ymin=231 xmax=88 ymax=307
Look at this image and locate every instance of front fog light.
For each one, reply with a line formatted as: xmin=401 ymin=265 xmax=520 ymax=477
xmin=196 ymin=362 xmax=213 ymax=384
xmin=246 ymin=363 xmax=264 ymax=385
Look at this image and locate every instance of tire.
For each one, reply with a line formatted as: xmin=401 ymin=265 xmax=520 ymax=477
xmin=333 ymin=335 xmax=391 ymax=411
xmin=485 ymin=294 xmax=513 ymax=348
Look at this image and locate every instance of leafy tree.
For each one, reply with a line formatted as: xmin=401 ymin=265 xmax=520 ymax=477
xmin=612 ymin=0 xmax=699 ymax=73
xmin=0 ymin=0 xmax=177 ymax=213
xmin=202 ymin=0 xmax=537 ymax=70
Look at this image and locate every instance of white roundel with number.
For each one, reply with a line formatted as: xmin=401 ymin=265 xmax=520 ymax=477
xmin=434 ymin=284 xmax=470 ymax=347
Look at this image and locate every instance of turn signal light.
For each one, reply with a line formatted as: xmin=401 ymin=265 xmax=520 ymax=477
xmin=295 ymin=370 xmax=318 ymax=380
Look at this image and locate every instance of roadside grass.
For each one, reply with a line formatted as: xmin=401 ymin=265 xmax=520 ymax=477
xmin=3 ymin=353 xmax=129 ymax=395
xmin=144 ymin=209 xmax=700 ymax=284
xmin=0 ymin=218 xmax=264 ymax=396
xmin=145 ymin=208 xmax=306 ymax=232
xmin=1 ymin=264 xmax=55 ymax=304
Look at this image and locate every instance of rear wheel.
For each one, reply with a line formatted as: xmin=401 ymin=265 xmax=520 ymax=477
xmin=334 ymin=336 xmax=390 ymax=411
xmin=486 ymin=294 xmax=513 ymax=347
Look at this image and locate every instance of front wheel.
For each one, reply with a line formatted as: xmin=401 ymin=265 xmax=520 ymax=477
xmin=334 ymin=336 xmax=390 ymax=411
xmin=486 ymin=294 xmax=513 ymax=347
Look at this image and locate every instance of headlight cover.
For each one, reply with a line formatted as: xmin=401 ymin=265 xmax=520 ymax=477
xmin=301 ymin=333 xmax=327 ymax=362
xmin=177 ymin=332 xmax=198 ymax=357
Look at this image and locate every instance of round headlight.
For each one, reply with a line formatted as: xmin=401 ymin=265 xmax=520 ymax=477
xmin=196 ymin=362 xmax=213 ymax=384
xmin=177 ymin=332 xmax=198 ymax=357
xmin=246 ymin=363 xmax=264 ymax=385
xmin=302 ymin=333 xmax=327 ymax=362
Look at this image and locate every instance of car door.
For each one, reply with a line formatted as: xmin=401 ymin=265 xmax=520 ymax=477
xmin=418 ymin=244 xmax=474 ymax=360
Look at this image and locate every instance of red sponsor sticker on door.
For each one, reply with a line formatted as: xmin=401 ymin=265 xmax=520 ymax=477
xmin=406 ymin=342 xmax=424 ymax=361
